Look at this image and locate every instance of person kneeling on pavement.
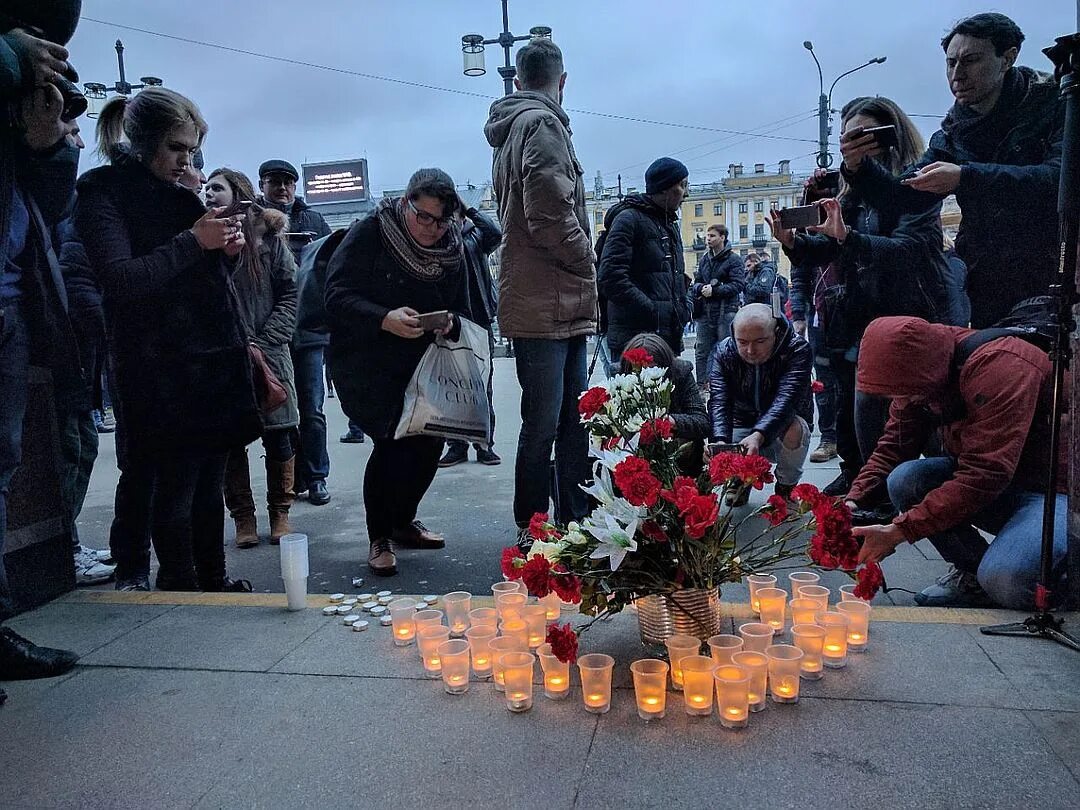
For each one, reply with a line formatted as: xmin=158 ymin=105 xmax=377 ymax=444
xmin=708 ymin=304 xmax=813 ymax=505
xmin=848 ymin=316 xmax=1067 ymax=610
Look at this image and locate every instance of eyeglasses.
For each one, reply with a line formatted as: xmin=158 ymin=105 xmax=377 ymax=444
xmin=408 ymin=198 xmax=452 ymax=229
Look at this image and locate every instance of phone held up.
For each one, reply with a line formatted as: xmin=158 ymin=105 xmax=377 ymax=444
xmin=778 ymin=203 xmax=825 ymax=230
xmin=416 ymin=310 xmax=451 ymax=331
xmin=862 ymin=124 xmax=899 ymax=150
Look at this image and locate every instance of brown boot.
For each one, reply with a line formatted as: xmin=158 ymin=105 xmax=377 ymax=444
xmin=267 ymin=455 xmax=295 ymax=545
xmin=224 ymin=447 xmax=259 ymax=548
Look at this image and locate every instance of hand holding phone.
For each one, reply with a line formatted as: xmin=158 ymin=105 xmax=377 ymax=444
xmin=416 ymin=310 xmax=451 ymax=332
xmin=777 ymin=204 xmax=825 ymax=230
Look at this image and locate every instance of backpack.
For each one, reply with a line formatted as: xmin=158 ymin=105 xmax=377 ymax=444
xmin=953 ymin=295 xmax=1057 ymax=370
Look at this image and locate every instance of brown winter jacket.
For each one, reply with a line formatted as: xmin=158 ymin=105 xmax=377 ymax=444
xmin=847 ymin=316 xmax=1064 ymax=542
xmin=484 ymin=91 xmax=596 ymax=339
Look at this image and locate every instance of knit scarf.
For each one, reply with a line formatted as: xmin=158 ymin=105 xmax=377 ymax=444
xmin=376 ymin=197 xmax=462 ymax=281
xmin=941 ymin=66 xmax=1028 ymax=162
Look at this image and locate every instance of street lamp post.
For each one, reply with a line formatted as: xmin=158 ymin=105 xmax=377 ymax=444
xmin=82 ymin=39 xmax=163 ymax=117
xmin=460 ymin=0 xmax=551 ymax=96
xmin=803 ymin=41 xmax=886 ymax=169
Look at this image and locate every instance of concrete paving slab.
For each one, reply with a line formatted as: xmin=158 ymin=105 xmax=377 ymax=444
xmin=1025 ymin=709 xmax=1080 ymax=784
xmin=4 ymin=600 xmax=175 ymax=657
xmin=966 ymin=625 xmax=1080 ymax=712
xmin=268 ymin=614 xmax=429 ymax=678
xmin=79 ymin=605 xmax=327 ymax=672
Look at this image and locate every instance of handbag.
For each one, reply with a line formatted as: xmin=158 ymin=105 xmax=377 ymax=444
xmin=247 ymin=343 xmax=288 ymax=413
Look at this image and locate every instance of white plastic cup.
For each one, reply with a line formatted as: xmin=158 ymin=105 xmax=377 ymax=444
xmin=279 ymin=534 xmax=309 ymax=611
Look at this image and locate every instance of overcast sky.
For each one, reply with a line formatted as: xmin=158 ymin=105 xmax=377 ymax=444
xmin=69 ymin=1 xmax=1075 ymax=195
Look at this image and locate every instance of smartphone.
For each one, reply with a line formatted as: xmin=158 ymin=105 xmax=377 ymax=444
xmin=708 ymin=442 xmax=745 ymax=456
xmin=417 ymin=310 xmax=451 ymax=331
xmin=778 ymin=204 xmax=825 ymax=230
xmin=863 ymin=125 xmax=899 ymax=150
xmin=223 ymin=200 xmax=254 ymax=218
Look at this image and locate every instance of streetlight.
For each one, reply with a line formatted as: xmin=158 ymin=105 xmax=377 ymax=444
xmin=460 ymin=0 xmax=552 ymax=96
xmin=82 ymin=40 xmax=164 ymax=118
xmin=803 ymin=41 xmax=886 ymax=168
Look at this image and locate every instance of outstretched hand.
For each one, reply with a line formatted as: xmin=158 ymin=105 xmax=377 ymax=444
xmin=901 ymin=162 xmax=962 ymax=195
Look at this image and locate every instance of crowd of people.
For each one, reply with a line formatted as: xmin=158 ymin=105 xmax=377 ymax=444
xmin=0 ymin=3 xmax=1071 ymax=696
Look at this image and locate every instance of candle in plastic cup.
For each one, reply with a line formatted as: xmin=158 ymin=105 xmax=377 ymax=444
xmin=491 ymin=581 xmax=520 ymax=604
xmin=438 ymin=639 xmax=471 ymax=694
xmin=577 ymin=654 xmax=615 ymax=714
xmin=465 ymin=625 xmax=498 ymax=679
xmin=707 ymin=634 xmax=744 ymax=666
xmin=537 ymin=643 xmax=570 ymax=700
xmin=417 ymin=625 xmax=450 ymax=678
xmin=798 ymin=585 xmax=830 ymax=612
xmin=488 ymin=637 xmax=518 ymax=693
xmin=837 ymin=601 xmax=871 ymax=652
xmin=738 ymin=622 xmax=774 ymax=653
xmin=501 ymin=652 xmax=535 ymax=712
xmin=791 ymin=623 xmax=826 ymax=680
xmin=278 ymin=533 xmax=309 ymax=611
xmin=789 ymin=598 xmax=820 ymax=627
xmin=539 ymin=591 xmax=561 ymax=620
xmin=630 ymin=659 xmax=668 ymax=721
xmin=817 ymin=611 xmax=850 ymax=668
xmin=414 ymin=609 xmax=444 ymax=629
xmin=788 ymin=571 xmax=820 ymax=600
xmin=469 ymin=607 xmax=498 ymax=630
xmin=443 ymin=591 xmax=472 ymax=637
xmin=388 ymin=598 xmax=417 ymax=647
xmin=495 ymin=591 xmax=527 ymax=622
xmin=680 ymin=655 xmax=716 ymax=716
xmin=714 ymin=665 xmax=751 ymax=729
xmin=664 ymin=634 xmax=700 ymax=691
xmin=756 ymin=587 xmax=787 ymax=635
xmin=840 ymin=583 xmax=871 ymax=603
xmin=499 ymin=618 xmax=529 ymax=650
xmin=746 ymin=573 xmax=777 ymax=613
xmin=731 ymin=651 xmax=768 ymax=712
xmin=522 ymin=604 xmax=547 ymax=649
xmin=766 ymin=644 xmax=804 ymax=703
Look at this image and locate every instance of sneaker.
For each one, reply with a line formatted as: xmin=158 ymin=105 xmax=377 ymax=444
xmin=809 ymin=442 xmax=838 ymax=463
xmin=76 ymin=544 xmax=113 ymax=564
xmin=474 ymin=446 xmax=502 ymax=465
xmin=307 ymin=479 xmax=331 ymax=506
xmin=822 ymin=473 xmax=850 ymax=498
xmin=100 ymin=408 xmax=116 ymax=432
xmin=340 ymin=430 xmax=365 ymax=444
xmin=115 ymin=575 xmax=150 ymax=592
xmin=94 ymin=409 xmax=115 ymax=434
xmin=368 ymin=537 xmax=397 ymax=576
xmin=914 ymin=566 xmax=993 ymax=607
xmin=73 ymin=548 xmax=116 ymax=585
xmin=438 ymin=445 xmax=468 ymax=468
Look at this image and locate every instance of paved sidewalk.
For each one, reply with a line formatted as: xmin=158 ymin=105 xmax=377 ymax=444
xmin=2 ymin=591 xmax=1078 ymax=809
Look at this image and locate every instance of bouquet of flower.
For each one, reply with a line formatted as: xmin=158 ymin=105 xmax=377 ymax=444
xmin=500 ymin=348 xmax=884 ymax=663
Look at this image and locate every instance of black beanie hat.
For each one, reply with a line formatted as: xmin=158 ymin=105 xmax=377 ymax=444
xmin=645 ymin=157 xmax=689 ymax=194
xmin=2 ymin=0 xmax=82 ymax=45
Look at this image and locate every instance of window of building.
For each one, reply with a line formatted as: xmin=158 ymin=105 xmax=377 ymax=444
xmin=694 ymin=204 xmax=704 ymax=217
xmin=754 ymin=223 xmax=764 ymax=236
xmin=739 ymin=225 xmax=748 ymax=239
xmin=754 ymin=200 xmax=763 ymax=213
xmin=713 ymin=203 xmax=722 ymax=216
xmin=738 ymin=202 xmax=748 ymax=213
xmin=770 ymin=199 xmax=779 ymax=210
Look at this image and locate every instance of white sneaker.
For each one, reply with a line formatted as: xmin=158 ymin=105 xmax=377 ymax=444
xmin=74 ymin=548 xmax=116 ymax=585
xmin=76 ymin=544 xmax=113 ymax=564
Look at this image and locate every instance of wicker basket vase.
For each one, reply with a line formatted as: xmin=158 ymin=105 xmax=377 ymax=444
xmin=635 ymin=588 xmax=723 ymax=646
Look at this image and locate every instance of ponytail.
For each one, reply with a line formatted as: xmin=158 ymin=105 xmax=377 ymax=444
xmin=95 ymin=96 xmax=129 ymax=164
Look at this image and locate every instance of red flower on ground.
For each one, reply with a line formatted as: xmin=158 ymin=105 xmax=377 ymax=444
xmin=640 ymin=520 xmax=669 ymax=543
xmin=683 ymin=493 xmax=720 ymax=539
xmin=622 ymin=347 xmax=654 ymax=368
xmin=708 ymin=451 xmax=774 ymax=489
xmin=578 ymin=386 xmax=610 ymax=419
xmin=791 ymin=482 xmax=827 ymax=509
xmin=500 ymin=546 xmax=526 ymax=580
xmin=639 ymin=417 xmax=674 ymax=445
xmin=762 ymin=494 xmax=789 ymax=526
xmin=546 ymin=623 xmax=579 ymax=664
xmin=613 ymin=455 xmax=662 ymax=507
xmin=528 ymin=512 xmax=555 ymax=541
xmin=854 ymin=562 xmax=885 ymax=600
xmin=811 ymin=379 xmax=825 ymax=394
xmin=808 ymin=500 xmax=859 ymax=571
xmin=551 ymin=565 xmax=583 ymax=603
xmin=660 ymin=476 xmax=699 ymax=513
xmin=521 ymin=555 xmax=554 ymax=598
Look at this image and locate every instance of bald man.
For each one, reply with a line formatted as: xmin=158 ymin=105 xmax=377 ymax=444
xmin=708 ymin=304 xmax=813 ymax=502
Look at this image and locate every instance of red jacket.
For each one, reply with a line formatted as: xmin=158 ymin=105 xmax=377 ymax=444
xmin=848 ymin=317 xmax=1063 ymax=541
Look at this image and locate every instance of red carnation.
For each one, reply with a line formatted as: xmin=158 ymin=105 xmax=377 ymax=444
xmin=708 ymin=452 xmax=739 ymax=485
xmin=661 ymin=476 xmax=699 ymax=512
xmin=528 ymin=512 xmax=556 ymax=541
xmin=731 ymin=453 xmax=774 ymax=489
xmin=622 ymin=347 xmax=654 ymax=368
xmin=762 ymin=494 xmax=789 ymax=526
xmin=683 ymin=493 xmax=720 ymax=539
xmin=551 ymin=566 xmax=583 ymax=603
xmin=853 ymin=562 xmax=885 ymax=600
xmin=639 ymin=417 xmax=674 ymax=445
xmin=613 ymin=456 xmax=662 ymax=507
xmin=546 ymin=623 xmax=579 ymax=664
xmin=640 ymin=520 xmax=669 ymax=543
xmin=578 ymin=386 xmax=610 ymax=419
xmin=521 ymin=555 xmax=554 ymax=598
xmin=811 ymin=379 xmax=825 ymax=394
xmin=791 ymin=483 xmax=827 ymax=509
xmin=500 ymin=546 xmax=526 ymax=580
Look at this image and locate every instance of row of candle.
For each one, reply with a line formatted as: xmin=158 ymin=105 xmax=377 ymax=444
xmin=746 ymin=572 xmax=872 ymax=653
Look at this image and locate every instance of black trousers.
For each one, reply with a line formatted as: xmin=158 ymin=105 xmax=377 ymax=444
xmin=363 ymin=435 xmax=444 ymax=540
xmin=831 ymin=354 xmax=863 ymax=484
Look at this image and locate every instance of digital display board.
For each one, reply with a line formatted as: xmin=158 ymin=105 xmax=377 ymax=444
xmin=302 ymin=159 xmax=369 ymax=205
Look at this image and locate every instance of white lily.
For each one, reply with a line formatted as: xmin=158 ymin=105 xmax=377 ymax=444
xmin=585 ymin=512 xmax=640 ymax=571
xmin=527 ymin=539 xmax=563 ymax=563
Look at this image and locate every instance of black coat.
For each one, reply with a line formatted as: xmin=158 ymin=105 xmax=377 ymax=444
xmin=260 ymin=196 xmax=332 ymax=263
xmin=745 ymin=259 xmax=784 ymax=307
xmin=324 ymin=212 xmax=469 ymax=439
xmin=74 ymin=158 xmax=261 ymax=457
xmin=597 ymin=195 xmax=689 ymax=359
xmin=708 ymin=318 xmax=813 ymax=443
xmin=690 ymin=247 xmax=745 ymax=318
xmin=56 ymin=214 xmax=105 ymax=410
xmin=462 ymin=209 xmax=501 ymax=329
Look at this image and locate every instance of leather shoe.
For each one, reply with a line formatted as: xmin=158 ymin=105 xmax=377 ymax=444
xmin=308 ymin=480 xmax=331 ymax=505
xmin=368 ymin=538 xmax=397 ymax=576
xmin=392 ymin=520 xmax=445 ymax=549
xmin=822 ymin=473 xmax=850 ymax=498
xmin=0 ymin=627 xmax=79 ymax=680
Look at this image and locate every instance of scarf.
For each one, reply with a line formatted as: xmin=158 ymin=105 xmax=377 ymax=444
xmin=941 ymin=66 xmax=1028 ymax=162
xmin=376 ymin=197 xmax=462 ymax=281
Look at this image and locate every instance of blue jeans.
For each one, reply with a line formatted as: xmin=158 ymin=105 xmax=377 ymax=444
xmin=0 ymin=302 xmax=30 ymax=619
xmin=808 ymin=323 xmax=836 ymax=444
xmin=513 ymin=336 xmax=591 ymax=526
xmin=291 ymin=345 xmax=330 ymax=487
xmin=887 ymin=456 xmax=1068 ymax=609
xmin=694 ymin=311 xmax=735 ymax=385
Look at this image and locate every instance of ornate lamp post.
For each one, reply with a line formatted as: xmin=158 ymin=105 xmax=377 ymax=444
xmin=82 ymin=40 xmax=163 ymax=117
xmin=460 ymin=0 xmax=552 ymax=96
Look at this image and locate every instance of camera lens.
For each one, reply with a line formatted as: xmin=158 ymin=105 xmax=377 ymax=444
xmin=53 ymin=77 xmax=87 ymax=123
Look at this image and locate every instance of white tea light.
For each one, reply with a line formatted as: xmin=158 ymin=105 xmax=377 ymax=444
xmin=362 ymin=601 xmax=379 ymax=612
xmin=343 ymin=614 xmax=361 ymax=625
xmin=329 ymin=593 xmax=345 ymax=603
xmin=379 ymin=615 xmax=393 ymax=626
xmin=321 ymin=606 xmax=337 ymax=616
xmin=352 ymin=620 xmax=369 ymax=632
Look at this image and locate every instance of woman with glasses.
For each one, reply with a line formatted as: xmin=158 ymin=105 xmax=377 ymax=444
xmin=325 ymin=168 xmax=469 ymax=576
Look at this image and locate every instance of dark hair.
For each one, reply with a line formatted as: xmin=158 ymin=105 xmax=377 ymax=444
xmin=707 ymin=223 xmax=728 ymax=237
xmin=95 ymin=87 xmax=207 ymax=164
xmin=516 ymin=39 xmax=564 ymax=90
xmin=207 ymin=167 xmax=262 ymax=281
xmin=405 ymin=168 xmax=458 ymax=217
xmin=838 ymin=96 xmax=925 ymax=185
xmin=618 ymin=333 xmax=676 ymax=374
xmin=941 ymin=12 xmax=1024 ymax=56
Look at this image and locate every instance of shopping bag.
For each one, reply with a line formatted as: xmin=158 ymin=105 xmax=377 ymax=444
xmin=394 ymin=316 xmax=492 ymax=444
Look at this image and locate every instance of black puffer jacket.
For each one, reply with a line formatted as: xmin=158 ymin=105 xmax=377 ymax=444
xmin=707 ymin=318 xmax=813 ymax=443
xmin=260 ymin=196 xmax=332 ymax=263
xmin=75 ymin=157 xmax=261 ymax=457
xmin=689 ymin=247 xmax=745 ymax=317
xmin=597 ymin=194 xmax=689 ymax=358
xmin=462 ymin=208 xmax=501 ymax=329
